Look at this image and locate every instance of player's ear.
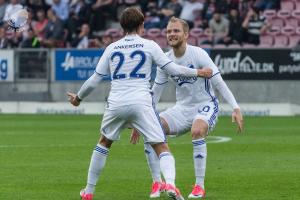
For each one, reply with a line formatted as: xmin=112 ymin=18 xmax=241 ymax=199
xmin=184 ymin=31 xmax=189 ymax=40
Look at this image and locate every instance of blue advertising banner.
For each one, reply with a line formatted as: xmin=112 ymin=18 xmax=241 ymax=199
xmin=55 ymin=49 xmax=106 ymax=80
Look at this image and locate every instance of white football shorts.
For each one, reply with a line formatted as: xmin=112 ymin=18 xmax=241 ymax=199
xmin=100 ymin=104 xmax=166 ymax=143
xmin=160 ymin=100 xmax=219 ymax=136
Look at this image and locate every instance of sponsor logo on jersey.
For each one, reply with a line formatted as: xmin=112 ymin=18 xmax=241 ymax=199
xmin=171 ymin=64 xmax=197 ymax=86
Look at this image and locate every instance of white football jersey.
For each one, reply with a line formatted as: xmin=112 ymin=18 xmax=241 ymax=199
xmin=95 ymin=34 xmax=173 ymax=107
xmin=155 ymin=45 xmax=220 ymax=107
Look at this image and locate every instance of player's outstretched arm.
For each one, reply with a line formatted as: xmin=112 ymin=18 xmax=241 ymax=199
xmin=211 ymin=74 xmax=244 ymax=133
xmin=232 ymin=108 xmax=243 ymax=133
xmin=67 ymin=72 xmax=104 ymax=107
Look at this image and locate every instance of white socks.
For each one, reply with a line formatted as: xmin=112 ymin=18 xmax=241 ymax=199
xmin=144 ymin=143 xmax=162 ymax=182
xmin=192 ymin=138 xmax=207 ymax=188
xmin=85 ymin=144 xmax=109 ymax=194
xmin=158 ymin=151 xmax=175 ymax=185
xmin=144 ymin=144 xmax=176 ymax=185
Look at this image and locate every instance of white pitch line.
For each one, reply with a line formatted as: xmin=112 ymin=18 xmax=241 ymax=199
xmin=207 ymin=136 xmax=232 ymax=143
xmin=0 ymin=136 xmax=232 ymax=148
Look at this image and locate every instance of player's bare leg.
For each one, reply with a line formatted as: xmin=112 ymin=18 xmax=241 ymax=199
xmin=80 ymin=136 xmax=113 ymax=200
xmin=189 ymin=119 xmax=208 ymax=199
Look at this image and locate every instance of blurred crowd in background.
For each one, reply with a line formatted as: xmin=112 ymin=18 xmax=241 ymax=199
xmin=0 ymin=0 xmax=296 ymax=49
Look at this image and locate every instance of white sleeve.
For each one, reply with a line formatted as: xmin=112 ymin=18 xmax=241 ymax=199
xmin=77 ymin=72 xmax=104 ymax=100
xmin=152 ymin=67 xmax=169 ymax=105
xmin=197 ymin=48 xmax=220 ymax=76
xmin=95 ymin=46 xmax=111 ymax=76
xmin=151 ymin=41 xmax=198 ymax=77
xmin=211 ymin=73 xmax=239 ymax=109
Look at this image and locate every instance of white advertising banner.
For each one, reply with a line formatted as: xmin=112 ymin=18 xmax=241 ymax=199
xmin=0 ymin=50 xmax=14 ymax=82
xmin=0 ymin=102 xmax=299 ymax=116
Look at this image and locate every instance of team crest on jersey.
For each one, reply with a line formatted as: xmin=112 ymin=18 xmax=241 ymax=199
xmin=171 ymin=64 xmax=197 ymax=86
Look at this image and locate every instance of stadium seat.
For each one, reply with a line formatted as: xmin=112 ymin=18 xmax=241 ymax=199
xmin=161 ymin=28 xmax=167 ymax=36
xmin=281 ymin=1 xmax=295 ymax=11
xmin=277 ymin=10 xmax=291 ymax=19
xmin=270 ymin=18 xmax=285 ymax=28
xmin=288 ymin=35 xmax=300 ymax=47
xmin=273 ymin=35 xmax=289 ymax=47
xmin=266 ymin=26 xmax=281 ymax=36
xmin=243 ymin=43 xmax=256 ymax=48
xmin=284 ymin=18 xmax=299 ymax=27
xmin=203 ymin=28 xmax=212 ymax=36
xmin=296 ymin=27 xmax=300 ymax=34
xmin=189 ymin=28 xmax=204 ymax=38
xmin=197 ymin=36 xmax=210 ymax=45
xmin=292 ymin=10 xmax=300 ymax=19
xmin=260 ymin=35 xmax=274 ymax=46
xmin=228 ymin=44 xmax=241 ymax=48
xmin=295 ymin=1 xmax=300 ymax=10
xmin=263 ymin=9 xmax=277 ymax=20
xmin=199 ymin=44 xmax=212 ymax=49
xmin=213 ymin=44 xmax=226 ymax=48
xmin=281 ymin=26 xmax=296 ymax=35
xmin=188 ymin=36 xmax=198 ymax=46
xmin=258 ymin=44 xmax=272 ymax=48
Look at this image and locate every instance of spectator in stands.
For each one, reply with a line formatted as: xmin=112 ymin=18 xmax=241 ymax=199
xmin=3 ymin=0 xmax=23 ymax=22
xmin=239 ymin=0 xmax=255 ymax=20
xmin=203 ymin=11 xmax=229 ymax=45
xmin=158 ymin=0 xmax=182 ymax=28
xmin=179 ymin=0 xmax=203 ymax=29
xmin=20 ymin=28 xmax=40 ymax=47
xmin=51 ymin=0 xmax=69 ymax=21
xmin=0 ymin=26 xmax=8 ymax=48
xmin=71 ymin=23 xmax=90 ymax=48
xmin=242 ymin=6 xmax=269 ymax=45
xmin=69 ymin=0 xmax=90 ymax=25
xmin=43 ymin=8 xmax=64 ymax=47
xmin=144 ymin=0 xmax=161 ymax=29
xmin=215 ymin=0 xmax=239 ymax=14
xmin=33 ymin=9 xmax=48 ymax=40
xmin=66 ymin=0 xmax=90 ymax=44
xmin=201 ymin=0 xmax=216 ymax=29
xmin=222 ymin=7 xmax=243 ymax=45
xmin=0 ymin=0 xmax=7 ymax=24
xmin=89 ymin=0 xmax=116 ymax=32
xmin=254 ymin=0 xmax=280 ymax=10
xmin=26 ymin=0 xmax=50 ymax=14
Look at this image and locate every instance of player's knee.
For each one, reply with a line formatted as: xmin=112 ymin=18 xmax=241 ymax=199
xmin=99 ymin=136 xmax=113 ymax=148
xmin=191 ymin=127 xmax=207 ymax=139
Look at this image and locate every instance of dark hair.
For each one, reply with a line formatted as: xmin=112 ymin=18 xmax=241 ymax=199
xmin=120 ymin=7 xmax=144 ymax=33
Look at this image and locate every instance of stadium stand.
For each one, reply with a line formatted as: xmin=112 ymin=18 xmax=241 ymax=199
xmin=0 ymin=0 xmax=297 ymax=48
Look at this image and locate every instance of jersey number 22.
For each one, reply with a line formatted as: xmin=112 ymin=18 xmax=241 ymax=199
xmin=111 ymin=50 xmax=146 ymax=79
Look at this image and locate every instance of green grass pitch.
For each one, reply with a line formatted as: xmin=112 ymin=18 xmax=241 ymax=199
xmin=0 ymin=114 xmax=300 ymax=200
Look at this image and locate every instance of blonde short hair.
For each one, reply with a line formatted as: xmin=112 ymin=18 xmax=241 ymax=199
xmin=168 ymin=17 xmax=189 ymax=33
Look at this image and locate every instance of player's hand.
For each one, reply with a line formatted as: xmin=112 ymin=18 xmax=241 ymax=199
xmin=197 ymin=67 xmax=213 ymax=78
xmin=232 ymin=108 xmax=243 ymax=133
xmin=130 ymin=129 xmax=140 ymax=144
xmin=67 ymin=92 xmax=81 ymax=107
